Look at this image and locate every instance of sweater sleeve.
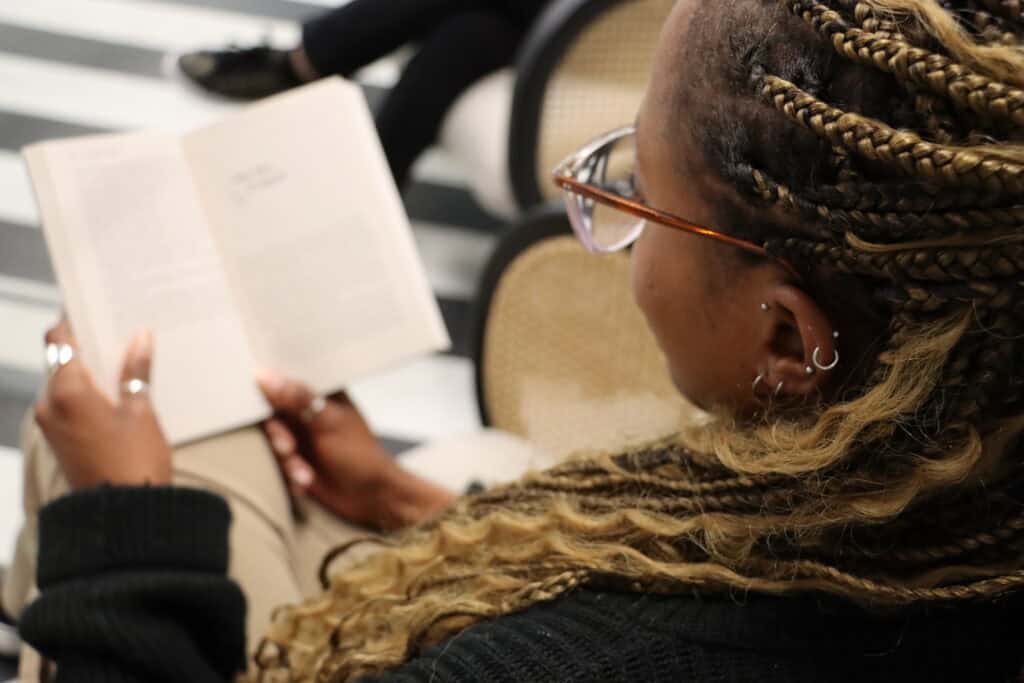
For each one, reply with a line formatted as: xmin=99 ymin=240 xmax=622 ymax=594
xmin=18 ymin=486 xmax=247 ymax=683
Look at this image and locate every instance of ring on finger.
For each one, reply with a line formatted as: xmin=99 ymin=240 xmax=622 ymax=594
xmin=302 ymin=396 xmax=327 ymax=423
xmin=45 ymin=343 xmax=75 ymax=377
xmin=121 ymin=378 xmax=150 ymax=396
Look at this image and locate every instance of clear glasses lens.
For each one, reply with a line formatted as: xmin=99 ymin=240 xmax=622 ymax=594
xmin=563 ymin=131 xmax=645 ymax=253
xmin=589 ymin=202 xmax=646 ymax=253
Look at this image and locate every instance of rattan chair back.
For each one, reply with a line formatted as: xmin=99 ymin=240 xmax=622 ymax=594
xmin=533 ymin=0 xmax=675 ymax=203
xmin=476 ymin=214 xmax=694 ymax=458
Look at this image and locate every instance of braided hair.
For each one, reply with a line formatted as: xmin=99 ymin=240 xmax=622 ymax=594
xmin=253 ymin=2 xmax=1024 ymax=680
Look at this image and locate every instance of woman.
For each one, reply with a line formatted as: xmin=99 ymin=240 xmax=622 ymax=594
xmin=17 ymin=0 xmax=1024 ymax=680
xmin=177 ymin=0 xmax=550 ymax=187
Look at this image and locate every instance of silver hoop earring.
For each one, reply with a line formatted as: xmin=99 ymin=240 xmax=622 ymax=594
xmin=752 ymin=373 xmax=765 ymax=392
xmin=812 ymin=346 xmax=840 ymax=371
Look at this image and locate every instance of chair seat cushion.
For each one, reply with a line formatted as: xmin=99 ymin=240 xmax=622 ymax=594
xmin=399 ymin=428 xmax=557 ymax=492
xmin=439 ymin=69 xmax=518 ymax=219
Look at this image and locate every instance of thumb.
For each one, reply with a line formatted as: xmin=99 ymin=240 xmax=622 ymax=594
xmin=120 ymin=329 xmax=154 ymax=405
xmin=256 ymin=369 xmax=345 ymax=428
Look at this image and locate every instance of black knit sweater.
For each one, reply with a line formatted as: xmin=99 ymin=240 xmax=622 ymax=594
xmin=18 ymin=487 xmax=1024 ymax=682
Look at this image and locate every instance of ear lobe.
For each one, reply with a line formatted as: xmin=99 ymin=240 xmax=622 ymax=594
xmin=761 ymin=284 xmax=838 ymax=400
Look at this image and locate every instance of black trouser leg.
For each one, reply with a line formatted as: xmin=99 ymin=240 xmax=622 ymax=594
xmin=374 ymin=10 xmax=525 ymax=187
xmin=302 ymin=0 xmax=476 ymax=76
xmin=495 ymin=0 xmax=553 ymax=24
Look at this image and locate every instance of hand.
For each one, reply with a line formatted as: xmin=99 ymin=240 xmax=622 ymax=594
xmin=34 ymin=319 xmax=172 ymax=490
xmin=257 ymin=370 xmax=454 ymax=530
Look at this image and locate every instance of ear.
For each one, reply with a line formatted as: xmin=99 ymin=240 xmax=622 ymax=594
xmin=756 ymin=284 xmax=839 ymax=400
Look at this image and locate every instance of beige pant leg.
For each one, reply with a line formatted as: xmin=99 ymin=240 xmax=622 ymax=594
xmin=2 ymin=414 xmax=48 ymax=624
xmin=3 ymin=413 xmax=368 ymax=681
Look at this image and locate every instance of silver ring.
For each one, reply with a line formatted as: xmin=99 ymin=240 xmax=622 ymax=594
xmin=122 ymin=378 xmax=150 ymax=396
xmin=302 ymin=395 xmax=327 ymax=423
xmin=812 ymin=346 xmax=840 ymax=372
xmin=45 ymin=343 xmax=74 ymax=376
xmin=752 ymin=373 xmax=765 ymax=392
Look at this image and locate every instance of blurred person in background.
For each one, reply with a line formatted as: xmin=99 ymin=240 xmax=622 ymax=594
xmin=178 ymin=0 xmax=551 ymax=187
xmin=11 ymin=0 xmax=1024 ymax=681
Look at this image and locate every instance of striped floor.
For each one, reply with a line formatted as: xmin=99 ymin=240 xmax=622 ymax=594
xmin=0 ymin=0 xmax=505 ymax=586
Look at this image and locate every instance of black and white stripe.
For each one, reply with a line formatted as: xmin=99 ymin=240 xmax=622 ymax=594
xmin=0 ymin=0 xmax=502 ymax=573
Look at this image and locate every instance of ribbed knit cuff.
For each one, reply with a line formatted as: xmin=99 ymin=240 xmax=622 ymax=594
xmin=36 ymin=486 xmax=231 ymax=589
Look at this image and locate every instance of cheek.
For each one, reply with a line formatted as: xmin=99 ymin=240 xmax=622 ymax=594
xmin=630 ymin=229 xmax=667 ymax=329
xmin=631 ymin=232 xmax=702 ymax=384
xmin=630 ymin=230 xmax=740 ymax=408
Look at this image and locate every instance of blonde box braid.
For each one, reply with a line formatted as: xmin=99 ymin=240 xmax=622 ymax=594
xmin=253 ymin=3 xmax=1024 ymax=681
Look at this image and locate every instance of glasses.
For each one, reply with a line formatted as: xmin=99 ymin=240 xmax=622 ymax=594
xmin=553 ymin=126 xmax=798 ymax=277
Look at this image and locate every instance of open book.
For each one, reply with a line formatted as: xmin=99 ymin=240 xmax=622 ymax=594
xmin=24 ymin=78 xmax=450 ymax=445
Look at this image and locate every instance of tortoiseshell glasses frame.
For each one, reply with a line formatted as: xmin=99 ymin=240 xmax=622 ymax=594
xmin=552 ymin=125 xmax=800 ymax=279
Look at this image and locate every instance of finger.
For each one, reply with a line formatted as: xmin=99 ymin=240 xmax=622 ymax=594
xmin=263 ymin=418 xmax=297 ymax=459
xmin=44 ymin=317 xmax=76 ymax=347
xmin=44 ymin=347 xmax=104 ymax=415
xmin=282 ymin=454 xmax=315 ymax=491
xmin=119 ymin=330 xmax=153 ymax=404
xmin=262 ymin=418 xmax=312 ymax=495
xmin=326 ymin=390 xmax=353 ymax=407
xmin=256 ymin=369 xmax=316 ymax=417
xmin=44 ymin=317 xmax=79 ymax=391
xmin=120 ymin=329 xmax=153 ymax=384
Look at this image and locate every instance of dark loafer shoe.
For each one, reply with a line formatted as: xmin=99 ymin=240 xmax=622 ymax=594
xmin=177 ymin=46 xmax=303 ymax=100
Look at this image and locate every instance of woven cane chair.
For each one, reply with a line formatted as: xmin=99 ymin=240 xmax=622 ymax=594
xmin=470 ymin=206 xmax=697 ymax=460
xmin=440 ymin=0 xmax=676 ymax=218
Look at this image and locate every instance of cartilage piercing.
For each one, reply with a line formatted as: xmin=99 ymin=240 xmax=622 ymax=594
xmin=812 ymin=346 xmax=840 ymax=372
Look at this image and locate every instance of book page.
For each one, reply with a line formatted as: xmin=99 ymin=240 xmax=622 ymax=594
xmin=24 ymin=134 xmax=269 ymax=444
xmin=184 ymin=78 xmax=449 ymax=395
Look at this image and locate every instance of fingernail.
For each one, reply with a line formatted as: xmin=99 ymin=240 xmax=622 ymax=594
xmin=272 ymin=436 xmax=291 ymax=454
xmin=290 ymin=461 xmax=314 ymax=487
xmin=256 ymin=368 xmax=283 ymax=392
